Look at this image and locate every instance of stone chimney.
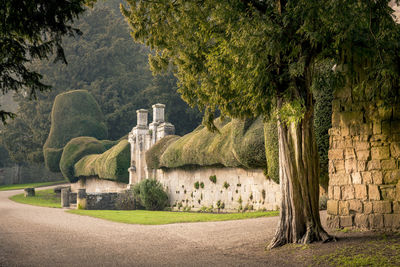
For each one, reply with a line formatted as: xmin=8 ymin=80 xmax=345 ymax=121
xmin=152 ymin=103 xmax=165 ymax=123
xmin=137 ymin=109 xmax=148 ymax=128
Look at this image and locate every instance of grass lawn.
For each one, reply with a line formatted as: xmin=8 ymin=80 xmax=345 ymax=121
xmin=9 ymin=189 xmax=61 ymax=208
xmin=67 ymin=209 xmax=279 ymax=225
xmin=0 ymin=181 xmax=66 ymax=191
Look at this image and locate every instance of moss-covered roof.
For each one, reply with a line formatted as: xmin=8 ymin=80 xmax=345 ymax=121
xmin=43 ymin=90 xmax=108 ymax=172
xmin=148 ymin=117 xmax=267 ymax=170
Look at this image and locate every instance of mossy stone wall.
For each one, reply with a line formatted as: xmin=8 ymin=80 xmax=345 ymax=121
xmin=326 ymin=87 xmax=400 ymax=230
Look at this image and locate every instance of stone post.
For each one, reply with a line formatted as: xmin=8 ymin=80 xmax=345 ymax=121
xmin=24 ymin=188 xmax=35 ymax=197
xmin=77 ymin=189 xmax=87 ymax=209
xmin=61 ymin=187 xmax=70 ymax=208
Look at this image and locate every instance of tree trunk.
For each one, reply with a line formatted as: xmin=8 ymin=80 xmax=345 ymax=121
xmin=267 ymin=96 xmax=332 ymax=249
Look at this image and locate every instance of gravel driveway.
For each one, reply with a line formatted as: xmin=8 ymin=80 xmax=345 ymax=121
xmin=0 ymin=187 xmax=327 ymax=266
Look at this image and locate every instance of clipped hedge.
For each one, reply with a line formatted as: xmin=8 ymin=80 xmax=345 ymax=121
xmin=145 ymin=135 xmax=180 ymax=170
xmin=154 ymin=117 xmax=268 ymax=169
xmin=43 ymin=90 xmax=108 ymax=172
xmin=74 ymin=139 xmax=130 ymax=183
xmin=59 ymin=137 xmax=116 ymax=183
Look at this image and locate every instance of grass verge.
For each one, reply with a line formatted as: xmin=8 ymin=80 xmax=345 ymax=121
xmin=9 ymin=189 xmax=61 ymax=208
xmin=66 ymin=210 xmax=279 ymax=225
xmin=0 ymin=181 xmax=66 ymax=191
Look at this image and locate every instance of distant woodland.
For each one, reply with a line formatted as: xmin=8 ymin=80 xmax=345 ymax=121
xmin=0 ymin=0 xmax=202 ymax=167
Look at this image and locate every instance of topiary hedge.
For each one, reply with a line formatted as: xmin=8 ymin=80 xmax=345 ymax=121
xmin=43 ymin=90 xmax=108 ymax=172
xmin=149 ymin=117 xmax=268 ymax=169
xmin=59 ymin=137 xmax=116 ymax=183
xmin=145 ymin=135 xmax=180 ymax=170
xmin=74 ymin=139 xmax=130 ymax=183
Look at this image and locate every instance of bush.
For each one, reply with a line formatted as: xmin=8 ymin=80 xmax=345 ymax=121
xmin=60 ymin=137 xmax=110 ymax=182
xmin=132 ymin=179 xmax=169 ymax=211
xmin=74 ymin=139 xmax=130 ymax=183
xmin=209 ymin=175 xmax=217 ymax=183
xmin=43 ymin=90 xmax=108 ymax=172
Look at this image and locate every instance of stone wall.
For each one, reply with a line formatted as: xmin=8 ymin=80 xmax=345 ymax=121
xmin=327 ymin=88 xmax=400 ymax=229
xmin=85 ymin=193 xmax=120 ymax=210
xmin=156 ymin=167 xmax=280 ymax=212
xmin=70 ymin=176 xmax=127 ymax=193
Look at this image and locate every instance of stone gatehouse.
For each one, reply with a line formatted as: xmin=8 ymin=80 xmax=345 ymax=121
xmin=327 ymin=86 xmax=400 ymax=230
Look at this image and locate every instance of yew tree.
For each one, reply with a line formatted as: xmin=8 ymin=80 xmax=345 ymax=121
xmin=121 ymin=0 xmax=400 ymax=248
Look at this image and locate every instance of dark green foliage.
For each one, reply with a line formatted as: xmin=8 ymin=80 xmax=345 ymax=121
xmin=0 ymin=145 xmax=11 ymax=168
xmin=264 ymin=118 xmax=279 ymax=184
xmin=0 ymin=0 xmax=86 ymax=123
xmin=158 ymin=117 xmax=266 ymax=169
xmin=43 ymin=90 xmax=107 ymax=172
xmin=132 ymin=179 xmax=168 ymax=211
xmin=59 ymin=137 xmax=113 ymax=182
xmin=194 ymin=181 xmax=200 ymax=189
xmin=209 ymin=175 xmax=217 ymax=184
xmin=223 ymin=182 xmax=230 ymax=189
xmin=74 ymin=140 xmax=130 ymax=183
xmin=200 ymin=182 xmax=204 ymax=189
xmin=145 ymin=135 xmax=180 ymax=170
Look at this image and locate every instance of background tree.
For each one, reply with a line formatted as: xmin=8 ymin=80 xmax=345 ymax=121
xmin=121 ymin=0 xmax=400 ymax=248
xmin=0 ymin=0 xmax=202 ymax=166
xmin=0 ymin=0 xmax=87 ymax=122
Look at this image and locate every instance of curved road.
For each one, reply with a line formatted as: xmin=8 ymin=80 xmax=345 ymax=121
xmin=0 ymin=187 xmax=326 ymax=266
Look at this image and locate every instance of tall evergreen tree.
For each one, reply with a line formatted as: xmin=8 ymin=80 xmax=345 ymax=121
xmin=121 ymin=0 xmax=400 ymax=248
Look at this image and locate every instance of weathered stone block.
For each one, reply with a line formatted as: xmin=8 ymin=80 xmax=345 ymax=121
xmin=341 ymin=186 xmax=355 ymax=200
xmin=345 ymin=159 xmax=357 ymax=173
xmin=361 ymin=172 xmax=372 ymax=184
xmin=393 ymin=201 xmax=400 ymax=213
xmin=370 ymin=134 xmax=389 ymax=142
xmin=348 ymin=199 xmax=363 ymax=213
xmin=340 ymin=215 xmax=354 ymax=228
xmin=357 ymin=161 xmax=367 ymax=172
xmin=339 ymin=201 xmax=350 ymax=215
xmin=384 ymin=214 xmax=400 ymax=229
xmin=333 ymin=160 xmax=345 ymax=173
xmin=382 ymin=121 xmax=391 ymax=135
xmin=333 ymin=186 xmax=341 ymax=200
xmin=340 ymin=111 xmax=363 ymax=126
xmin=351 ymin=172 xmax=362 ymax=184
xmin=371 ymin=171 xmax=383 ymax=184
xmin=381 ymin=159 xmax=396 ymax=170
xmin=328 ymin=127 xmax=341 ymax=136
xmin=355 ymin=150 xmax=370 ymax=161
xmin=345 ymin=148 xmax=356 ymax=159
xmin=24 ymin=188 xmax=35 ymax=197
xmin=369 ymin=214 xmax=384 ymax=228
xmin=373 ymin=201 xmax=392 ymax=214
xmin=327 ymin=200 xmax=339 ymax=215
xmin=364 ymin=202 xmax=373 ymax=214
xmin=329 ymin=149 xmax=344 ymax=160
xmin=367 ymin=160 xmax=381 ymax=171
xmin=383 ymin=170 xmax=400 ymax=184
xmin=354 ymin=141 xmax=370 ymax=150
xmin=354 ymin=214 xmax=369 ymax=228
xmin=391 ymin=120 xmax=400 ymax=134
xmin=326 ymin=215 xmax=340 ymax=229
xmin=354 ymin=184 xmax=368 ymax=200
xmin=390 ymin=142 xmax=400 ymax=158
xmin=331 ymin=100 xmax=341 ymax=112
xmin=380 ymin=185 xmax=396 ymax=201
xmin=328 ymin=186 xmax=334 ymax=199
xmin=368 ymin=185 xmax=381 ymax=200
xmin=371 ymin=146 xmax=390 ymax=160
xmin=373 ymin=122 xmax=381 ymax=135
xmin=330 ymin=173 xmax=351 ymax=186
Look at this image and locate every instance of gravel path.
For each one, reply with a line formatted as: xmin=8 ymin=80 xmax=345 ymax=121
xmin=0 ymin=187 xmax=327 ymax=266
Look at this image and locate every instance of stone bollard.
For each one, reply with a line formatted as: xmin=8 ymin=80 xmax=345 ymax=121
xmin=61 ymin=187 xmax=70 ymax=208
xmin=77 ymin=189 xmax=87 ymax=209
xmin=24 ymin=188 xmax=35 ymax=197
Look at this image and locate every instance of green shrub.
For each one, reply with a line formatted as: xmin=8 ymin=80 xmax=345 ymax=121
xmin=132 ymin=179 xmax=168 ymax=211
xmin=223 ymin=181 xmax=230 ymax=189
xmin=194 ymin=181 xmax=200 ymax=189
xmin=209 ymin=175 xmax=217 ymax=183
xmin=60 ymin=137 xmax=109 ymax=182
xmin=200 ymin=182 xmax=204 ymax=189
xmin=43 ymin=90 xmax=108 ymax=172
xmin=74 ymin=139 xmax=130 ymax=183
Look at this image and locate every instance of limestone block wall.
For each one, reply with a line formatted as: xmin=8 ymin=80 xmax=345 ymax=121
xmin=156 ymin=167 xmax=281 ymax=211
xmin=71 ymin=177 xmax=128 ymax=193
xmin=327 ymin=89 xmax=400 ymax=230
